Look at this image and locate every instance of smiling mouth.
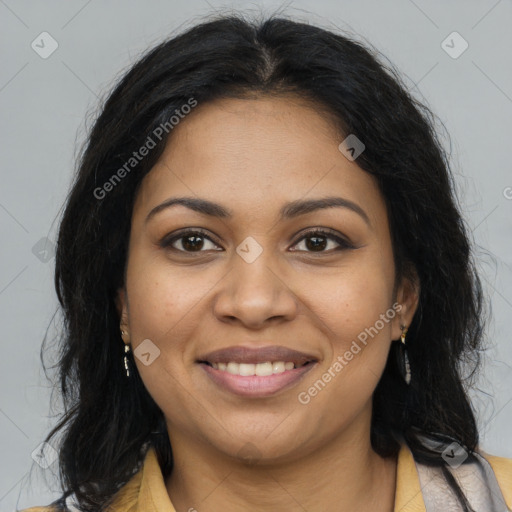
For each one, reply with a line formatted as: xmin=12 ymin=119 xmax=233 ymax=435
xmin=198 ymin=360 xmax=315 ymax=376
xmin=196 ymin=345 xmax=319 ymax=396
xmin=198 ymin=359 xmax=317 ymax=398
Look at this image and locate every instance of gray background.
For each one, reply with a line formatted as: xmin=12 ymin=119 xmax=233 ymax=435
xmin=1 ymin=0 xmax=511 ymax=509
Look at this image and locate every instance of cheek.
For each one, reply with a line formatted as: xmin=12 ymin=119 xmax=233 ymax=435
xmin=307 ymin=264 xmax=395 ymax=347
xmin=124 ymin=260 xmax=202 ymax=421
xmin=299 ymin=260 xmax=395 ymax=406
xmin=125 ymin=248 xmax=214 ymax=341
xmin=123 ymin=252 xmax=208 ymax=391
xmin=297 ymin=280 xmax=394 ymax=425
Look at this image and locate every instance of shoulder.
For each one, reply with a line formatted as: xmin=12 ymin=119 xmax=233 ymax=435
xmin=485 ymin=452 xmax=512 ymax=474
xmin=483 ymin=451 xmax=512 ymax=506
xmin=409 ymin=444 xmax=512 ymax=510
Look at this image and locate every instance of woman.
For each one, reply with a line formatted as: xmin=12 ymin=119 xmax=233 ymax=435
xmin=22 ymin=13 xmax=512 ymax=512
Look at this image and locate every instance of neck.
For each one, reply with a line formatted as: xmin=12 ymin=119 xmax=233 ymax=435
xmin=165 ymin=412 xmax=397 ymax=512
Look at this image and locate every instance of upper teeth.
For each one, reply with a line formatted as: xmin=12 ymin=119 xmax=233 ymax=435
xmin=211 ymin=361 xmax=296 ymax=376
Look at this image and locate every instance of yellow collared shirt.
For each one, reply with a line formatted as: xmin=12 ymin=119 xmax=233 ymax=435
xmin=22 ymin=444 xmax=512 ymax=511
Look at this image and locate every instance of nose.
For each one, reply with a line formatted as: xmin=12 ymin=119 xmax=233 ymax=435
xmin=212 ymin=248 xmax=299 ymax=329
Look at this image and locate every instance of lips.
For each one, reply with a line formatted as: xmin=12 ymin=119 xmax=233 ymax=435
xmin=196 ymin=345 xmax=318 ymax=367
xmin=196 ymin=345 xmax=319 ymax=397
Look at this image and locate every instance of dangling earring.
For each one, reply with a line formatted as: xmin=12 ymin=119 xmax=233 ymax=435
xmin=121 ymin=329 xmax=131 ymax=378
xmin=124 ymin=343 xmax=131 ymax=377
xmin=400 ymin=324 xmax=411 ymax=385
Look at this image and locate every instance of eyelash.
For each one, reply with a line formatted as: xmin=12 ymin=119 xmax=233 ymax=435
xmin=160 ymin=227 xmax=354 ymax=255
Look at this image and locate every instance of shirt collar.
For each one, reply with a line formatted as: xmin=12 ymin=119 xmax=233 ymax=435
xmin=109 ymin=443 xmax=425 ymax=512
xmin=394 ymin=443 xmax=427 ymax=511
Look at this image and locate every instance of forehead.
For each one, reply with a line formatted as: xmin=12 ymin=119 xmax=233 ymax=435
xmin=133 ymin=96 xmax=386 ymax=229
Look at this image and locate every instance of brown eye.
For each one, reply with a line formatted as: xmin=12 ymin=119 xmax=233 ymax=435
xmin=160 ymin=229 xmax=222 ymax=253
xmin=160 ymin=227 xmax=354 ymax=255
xmin=291 ymin=229 xmax=353 ymax=253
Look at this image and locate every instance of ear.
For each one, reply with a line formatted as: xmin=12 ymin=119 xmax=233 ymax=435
xmin=116 ymin=287 xmax=129 ymax=332
xmin=391 ymin=267 xmax=420 ymax=341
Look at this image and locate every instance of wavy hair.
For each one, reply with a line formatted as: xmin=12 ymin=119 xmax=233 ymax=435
xmin=41 ymin=12 xmax=484 ymax=511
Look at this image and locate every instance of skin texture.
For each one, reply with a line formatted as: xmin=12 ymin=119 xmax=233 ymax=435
xmin=116 ymin=96 xmax=419 ymax=512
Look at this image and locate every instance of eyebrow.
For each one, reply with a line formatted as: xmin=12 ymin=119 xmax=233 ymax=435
xmin=145 ymin=196 xmax=371 ymax=228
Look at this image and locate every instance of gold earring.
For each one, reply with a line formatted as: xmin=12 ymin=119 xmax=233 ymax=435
xmin=400 ymin=325 xmax=408 ymax=344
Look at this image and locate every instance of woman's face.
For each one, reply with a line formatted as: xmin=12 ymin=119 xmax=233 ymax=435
xmin=117 ymin=96 xmax=418 ymax=463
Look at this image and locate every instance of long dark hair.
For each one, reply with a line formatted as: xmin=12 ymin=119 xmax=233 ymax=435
xmin=41 ymin=12 xmax=485 ymax=511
